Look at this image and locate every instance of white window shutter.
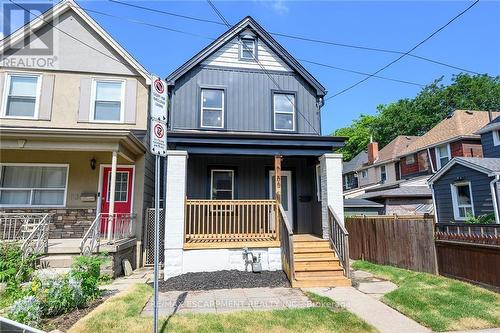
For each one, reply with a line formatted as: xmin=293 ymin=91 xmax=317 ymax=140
xmin=38 ymin=74 xmax=55 ymax=120
xmin=78 ymin=78 xmax=92 ymax=122
xmin=124 ymin=78 xmax=137 ymax=124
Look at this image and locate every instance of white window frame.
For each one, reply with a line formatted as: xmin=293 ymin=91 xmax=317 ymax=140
xmin=450 ymin=181 xmax=474 ymax=221
xmin=210 ymin=169 xmax=234 ymax=200
xmin=273 ymin=92 xmax=296 ymax=132
xmin=1 ymin=73 xmax=42 ymax=120
xmin=361 ymin=170 xmax=368 ymax=178
xmin=200 ymin=88 xmax=225 ymax=129
xmin=0 ymin=163 xmax=69 ymax=208
xmin=89 ymin=78 xmax=126 ymax=123
xmin=435 ymin=143 xmax=451 ymax=169
xmin=493 ymin=130 xmax=500 ymax=146
xmin=106 ymin=171 xmax=129 ymax=203
xmin=315 ymin=164 xmax=322 ymax=201
xmin=240 ymin=37 xmax=256 ymax=60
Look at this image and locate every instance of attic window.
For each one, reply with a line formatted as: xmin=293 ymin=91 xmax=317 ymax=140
xmin=240 ymin=37 xmax=256 ymax=60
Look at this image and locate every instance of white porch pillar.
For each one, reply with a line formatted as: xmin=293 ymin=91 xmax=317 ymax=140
xmin=107 ymin=151 xmax=118 ymax=241
xmin=319 ymin=153 xmax=344 ymax=239
xmin=164 ymin=150 xmax=188 ymax=279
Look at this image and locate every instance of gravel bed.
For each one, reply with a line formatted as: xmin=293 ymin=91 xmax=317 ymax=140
xmin=155 ymin=270 xmax=290 ymax=291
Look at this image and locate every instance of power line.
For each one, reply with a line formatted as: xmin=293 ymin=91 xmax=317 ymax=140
xmin=84 ymin=5 xmax=426 ymax=88
xmin=206 ymin=0 xmax=322 ymax=136
xmin=108 ymin=0 xmax=481 ymax=75
xmin=325 ymin=0 xmax=480 ymax=101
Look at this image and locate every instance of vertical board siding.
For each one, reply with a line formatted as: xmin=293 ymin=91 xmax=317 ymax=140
xmin=433 ymin=164 xmax=495 ymax=223
xmin=345 ymin=216 xmax=438 ymax=274
xmin=172 ymin=66 xmax=320 ymax=134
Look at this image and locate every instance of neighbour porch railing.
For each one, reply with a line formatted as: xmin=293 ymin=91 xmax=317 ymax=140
xmin=80 ymin=213 xmax=136 ymax=255
xmin=21 ymin=214 xmax=51 ymax=260
xmin=279 ymin=204 xmax=294 ymax=282
xmin=185 ymin=199 xmax=278 ymax=244
xmin=328 ymin=205 xmax=350 ymax=278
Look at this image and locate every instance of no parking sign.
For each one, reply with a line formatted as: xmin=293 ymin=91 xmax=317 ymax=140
xmin=149 ymin=75 xmax=167 ymax=157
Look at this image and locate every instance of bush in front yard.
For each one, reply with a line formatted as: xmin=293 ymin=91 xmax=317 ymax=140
xmin=70 ymin=254 xmax=108 ymax=301
xmin=32 ymin=274 xmax=86 ymax=316
xmin=0 ymin=243 xmax=37 ymax=293
xmin=8 ymin=296 xmax=43 ymax=327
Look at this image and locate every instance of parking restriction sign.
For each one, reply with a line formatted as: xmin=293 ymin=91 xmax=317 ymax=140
xmin=150 ymin=120 xmax=167 ymax=156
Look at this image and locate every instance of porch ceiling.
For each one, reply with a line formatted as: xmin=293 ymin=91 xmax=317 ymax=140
xmin=168 ymin=131 xmax=345 ymax=156
xmin=0 ymin=127 xmax=146 ymax=161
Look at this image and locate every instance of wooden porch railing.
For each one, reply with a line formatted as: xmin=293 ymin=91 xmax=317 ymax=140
xmin=328 ymin=205 xmax=350 ymax=278
xmin=279 ymin=204 xmax=294 ymax=282
xmin=185 ymin=199 xmax=278 ymax=243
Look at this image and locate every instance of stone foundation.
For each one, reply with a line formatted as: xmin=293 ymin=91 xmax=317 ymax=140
xmin=1 ymin=208 xmax=97 ymax=239
xmin=101 ymin=242 xmax=137 ymax=278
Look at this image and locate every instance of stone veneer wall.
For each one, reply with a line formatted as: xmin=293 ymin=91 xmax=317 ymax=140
xmin=102 ymin=244 xmax=137 ymax=278
xmin=0 ymin=208 xmax=97 ymax=239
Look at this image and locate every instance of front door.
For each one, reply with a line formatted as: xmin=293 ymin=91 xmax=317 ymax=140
xmin=269 ymin=170 xmax=293 ymax=226
xmin=100 ymin=166 xmax=134 ymax=215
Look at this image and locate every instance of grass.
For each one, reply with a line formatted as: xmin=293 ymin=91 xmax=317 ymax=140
xmin=352 ymin=260 xmax=500 ymax=332
xmin=69 ymin=284 xmax=378 ymax=333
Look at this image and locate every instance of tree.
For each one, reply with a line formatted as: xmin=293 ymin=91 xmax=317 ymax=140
xmin=334 ymin=74 xmax=500 ymax=160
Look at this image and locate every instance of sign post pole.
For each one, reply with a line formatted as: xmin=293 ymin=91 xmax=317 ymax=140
xmin=149 ymin=75 xmax=168 ymax=333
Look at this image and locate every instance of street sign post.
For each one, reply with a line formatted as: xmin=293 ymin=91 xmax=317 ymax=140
xmin=149 ymin=75 xmax=167 ymax=333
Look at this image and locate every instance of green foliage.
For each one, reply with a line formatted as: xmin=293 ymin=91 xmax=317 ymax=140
xmin=0 ymin=243 xmax=36 ymax=295
xmin=465 ymin=212 xmax=496 ymax=224
xmin=7 ymin=295 xmax=43 ymax=327
xmin=70 ymin=254 xmax=108 ymax=301
xmin=334 ymin=74 xmax=500 ymax=160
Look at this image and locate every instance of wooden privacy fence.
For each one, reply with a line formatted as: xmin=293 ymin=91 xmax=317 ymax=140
xmin=345 ymin=215 xmax=438 ymax=274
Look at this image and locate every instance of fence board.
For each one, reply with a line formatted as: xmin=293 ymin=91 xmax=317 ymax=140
xmin=346 ymin=215 xmax=438 ymax=274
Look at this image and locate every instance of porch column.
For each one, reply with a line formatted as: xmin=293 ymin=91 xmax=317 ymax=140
xmin=164 ymin=150 xmax=188 ymax=279
xmin=319 ymin=153 xmax=344 ymax=239
xmin=107 ymin=151 xmax=118 ymax=241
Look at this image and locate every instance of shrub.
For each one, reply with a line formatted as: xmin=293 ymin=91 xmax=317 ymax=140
xmin=465 ymin=212 xmax=495 ymax=224
xmin=70 ymin=254 xmax=108 ymax=301
xmin=0 ymin=243 xmax=36 ymax=296
xmin=33 ymin=274 xmax=85 ymax=316
xmin=8 ymin=295 xmax=42 ymax=327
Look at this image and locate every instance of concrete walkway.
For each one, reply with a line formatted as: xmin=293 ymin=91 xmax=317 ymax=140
xmin=101 ymin=267 xmax=153 ymax=292
xmin=141 ymin=287 xmax=314 ymax=315
xmin=306 ymin=286 xmax=431 ymax=333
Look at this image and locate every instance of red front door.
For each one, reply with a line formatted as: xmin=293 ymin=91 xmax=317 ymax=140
xmin=101 ymin=167 xmax=134 ymax=215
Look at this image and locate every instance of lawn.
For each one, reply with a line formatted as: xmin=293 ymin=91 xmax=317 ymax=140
xmin=69 ymin=284 xmax=377 ymax=333
xmin=352 ymin=260 xmax=500 ymax=332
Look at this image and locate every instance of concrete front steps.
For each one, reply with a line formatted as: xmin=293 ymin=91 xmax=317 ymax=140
xmin=291 ymin=234 xmax=351 ymax=288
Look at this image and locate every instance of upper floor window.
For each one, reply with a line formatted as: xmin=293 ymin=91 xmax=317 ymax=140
xmin=0 ymin=164 xmax=68 ymax=207
xmin=201 ymin=89 xmax=224 ymax=128
xmin=451 ymin=182 xmax=473 ymax=220
xmin=2 ymin=74 xmax=41 ymax=119
xmin=273 ymin=93 xmax=295 ymax=131
xmin=240 ymin=37 xmax=256 ymax=60
xmin=436 ymin=144 xmax=450 ymax=169
xmin=406 ymin=154 xmax=415 ymax=165
xmin=91 ymin=80 xmax=124 ymax=122
xmin=493 ymin=130 xmax=500 ymax=146
xmin=361 ymin=170 xmax=367 ymax=178
xmin=380 ymin=165 xmax=387 ymax=183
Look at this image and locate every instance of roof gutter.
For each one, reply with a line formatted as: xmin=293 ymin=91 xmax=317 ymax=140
xmin=490 ymin=175 xmax=500 ymax=224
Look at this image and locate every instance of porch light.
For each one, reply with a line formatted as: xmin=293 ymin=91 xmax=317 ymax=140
xmin=90 ymin=158 xmax=97 ymax=170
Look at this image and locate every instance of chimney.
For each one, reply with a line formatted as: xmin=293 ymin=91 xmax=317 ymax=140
xmin=368 ymin=141 xmax=379 ymax=164
xmin=488 ymin=110 xmax=493 ymax=122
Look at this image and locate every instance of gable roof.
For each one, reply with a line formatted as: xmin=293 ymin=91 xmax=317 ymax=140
xmin=166 ymin=16 xmax=326 ymax=96
xmin=0 ymin=0 xmax=150 ymax=83
xmin=400 ymin=110 xmax=500 ymax=156
xmin=476 ymin=115 xmax=500 ymax=134
xmin=428 ymin=157 xmax=500 ymax=184
xmin=357 ymin=135 xmax=419 ymax=170
xmin=343 ymin=150 xmax=368 ymax=174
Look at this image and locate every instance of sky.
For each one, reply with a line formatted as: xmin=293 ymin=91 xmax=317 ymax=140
xmin=2 ymin=0 xmax=500 ymax=135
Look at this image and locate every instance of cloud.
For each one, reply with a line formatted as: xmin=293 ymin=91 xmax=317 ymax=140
xmin=272 ymin=0 xmax=289 ymax=15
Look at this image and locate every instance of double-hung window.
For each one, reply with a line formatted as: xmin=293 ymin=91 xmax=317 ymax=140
xmin=210 ymin=169 xmax=234 ymax=200
xmin=240 ymin=38 xmax=256 ymax=60
xmin=201 ymin=89 xmax=224 ymax=128
xmin=451 ymin=182 xmax=474 ymax=220
xmin=436 ymin=144 xmax=450 ymax=169
xmin=380 ymin=165 xmax=387 ymax=182
xmin=91 ymin=80 xmax=124 ymax=122
xmin=493 ymin=130 xmax=500 ymax=146
xmin=0 ymin=164 xmax=68 ymax=207
xmin=273 ymin=93 xmax=295 ymax=131
xmin=3 ymin=74 xmax=41 ymax=118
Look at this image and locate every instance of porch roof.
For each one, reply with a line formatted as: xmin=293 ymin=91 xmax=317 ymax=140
xmin=167 ymin=130 xmax=345 ymax=156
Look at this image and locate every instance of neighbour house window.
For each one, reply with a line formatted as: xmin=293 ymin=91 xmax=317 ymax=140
xmin=0 ymin=164 xmax=68 ymax=207
xmin=451 ymin=182 xmax=474 ymax=220
xmin=106 ymin=171 xmax=129 ymax=202
xmin=240 ymin=38 xmax=256 ymax=60
xmin=315 ymin=164 xmax=322 ymax=201
xmin=210 ymin=169 xmax=234 ymax=200
xmin=361 ymin=170 xmax=367 ymax=178
xmin=273 ymin=93 xmax=295 ymax=131
xmin=406 ymin=155 xmax=415 ymax=165
xmin=493 ymin=130 xmax=500 ymax=146
xmin=201 ymin=89 xmax=224 ymax=128
xmin=2 ymin=74 xmax=41 ymax=118
xmin=92 ymin=80 xmax=124 ymax=122
xmin=436 ymin=144 xmax=451 ymax=169
xmin=380 ymin=165 xmax=387 ymax=183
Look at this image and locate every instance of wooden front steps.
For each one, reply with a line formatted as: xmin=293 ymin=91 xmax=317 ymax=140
xmin=291 ymin=234 xmax=351 ymax=288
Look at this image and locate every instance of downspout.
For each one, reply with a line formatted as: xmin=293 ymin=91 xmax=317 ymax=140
xmin=427 ymin=148 xmax=436 ymax=173
xmin=490 ymin=175 xmax=500 ymax=224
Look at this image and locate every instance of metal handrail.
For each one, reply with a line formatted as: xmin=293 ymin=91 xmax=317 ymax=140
xmin=80 ymin=213 xmax=102 ymax=255
xmin=328 ymin=205 xmax=350 ymax=278
xmin=279 ymin=204 xmax=295 ymax=281
xmin=20 ymin=213 xmax=51 ymax=260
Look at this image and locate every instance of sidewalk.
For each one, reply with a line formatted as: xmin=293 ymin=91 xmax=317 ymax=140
xmin=101 ymin=267 xmax=153 ymax=292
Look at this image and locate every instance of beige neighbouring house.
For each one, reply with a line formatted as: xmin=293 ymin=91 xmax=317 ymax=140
xmin=0 ymin=0 xmax=153 ymax=276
